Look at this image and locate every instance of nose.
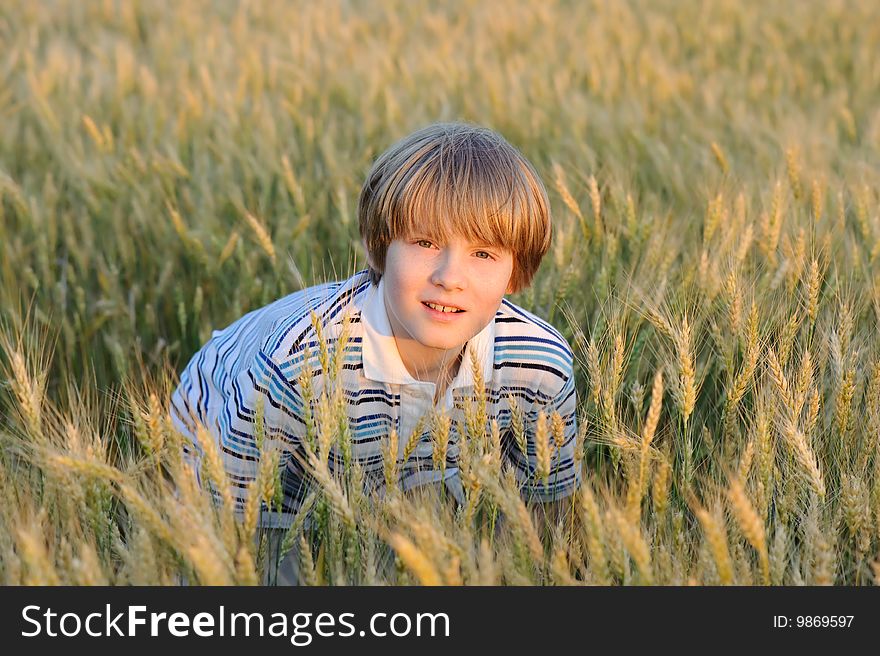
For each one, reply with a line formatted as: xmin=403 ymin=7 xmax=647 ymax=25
xmin=430 ymin=248 xmax=467 ymax=291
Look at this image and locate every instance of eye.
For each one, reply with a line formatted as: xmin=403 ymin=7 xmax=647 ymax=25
xmin=416 ymin=239 xmax=436 ymax=249
xmin=474 ymin=250 xmax=494 ymax=260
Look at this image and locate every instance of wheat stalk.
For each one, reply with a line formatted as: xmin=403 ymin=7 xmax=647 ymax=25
xmin=578 ymin=482 xmax=609 ymax=584
xmin=711 ymin=141 xmax=729 ymax=174
xmin=534 ymin=411 xmax=551 ymax=486
xmin=387 ymin=532 xmax=442 ymax=586
xmin=691 ymin=499 xmax=733 ymax=585
xmin=676 ymin=316 xmax=697 ymax=425
xmin=726 ymin=476 xmax=770 ymax=584
xmin=779 ymin=421 xmax=826 ymax=499
xmin=431 ymin=409 xmax=451 ymax=478
xmin=611 ymin=506 xmax=653 ymax=584
xmin=627 ymin=370 xmax=663 ymax=522
xmin=243 ymin=211 xmax=277 ymax=265
xmin=383 ymin=426 xmax=399 ymax=489
xmin=588 ymin=174 xmax=603 ymax=236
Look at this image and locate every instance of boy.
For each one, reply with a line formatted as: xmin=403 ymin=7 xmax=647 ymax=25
xmin=170 ymin=122 xmax=581 ymax=546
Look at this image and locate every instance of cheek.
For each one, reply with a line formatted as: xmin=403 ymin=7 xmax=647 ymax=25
xmin=486 ymin=261 xmax=514 ymax=293
xmin=383 ymin=249 xmax=414 ymax=283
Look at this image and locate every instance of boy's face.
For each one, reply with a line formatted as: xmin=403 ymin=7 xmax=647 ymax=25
xmin=377 ymin=233 xmax=515 ymax=368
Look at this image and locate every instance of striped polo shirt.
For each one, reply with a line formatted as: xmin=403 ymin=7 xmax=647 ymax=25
xmin=170 ymin=269 xmax=581 ymax=526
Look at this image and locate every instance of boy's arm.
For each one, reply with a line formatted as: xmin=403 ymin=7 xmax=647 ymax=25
xmin=169 ymin=338 xmax=311 ymax=528
xmin=249 ymin=344 xmax=315 ymax=526
xmin=168 ymin=337 xmax=223 ymax=485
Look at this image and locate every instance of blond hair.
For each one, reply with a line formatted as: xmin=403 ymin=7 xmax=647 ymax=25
xmin=357 ymin=122 xmax=551 ymax=294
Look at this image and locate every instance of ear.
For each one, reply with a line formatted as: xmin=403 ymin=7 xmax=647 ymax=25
xmin=504 ymin=266 xmax=518 ymax=295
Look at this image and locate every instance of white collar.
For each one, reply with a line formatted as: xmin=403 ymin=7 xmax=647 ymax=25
xmin=358 ymin=276 xmax=495 ymax=388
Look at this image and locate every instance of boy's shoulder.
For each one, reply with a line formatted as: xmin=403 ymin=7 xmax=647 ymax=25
xmin=259 ymin=269 xmax=371 ymax=365
xmin=493 ymin=298 xmax=574 ymax=393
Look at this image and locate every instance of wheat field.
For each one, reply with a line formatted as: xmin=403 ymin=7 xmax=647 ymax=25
xmin=2 ymin=0 xmax=880 ymax=585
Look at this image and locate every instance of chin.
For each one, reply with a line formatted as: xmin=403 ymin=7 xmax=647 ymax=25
xmin=415 ymin=330 xmax=466 ymax=350
xmin=420 ymin=337 xmax=462 ymax=350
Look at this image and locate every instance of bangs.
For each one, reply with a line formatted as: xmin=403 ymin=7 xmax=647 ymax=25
xmin=387 ymin=138 xmax=546 ymax=255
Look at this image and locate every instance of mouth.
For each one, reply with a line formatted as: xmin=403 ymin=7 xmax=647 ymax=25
xmin=421 ymin=301 xmax=466 ymax=320
xmin=422 ymin=301 xmax=464 ymax=313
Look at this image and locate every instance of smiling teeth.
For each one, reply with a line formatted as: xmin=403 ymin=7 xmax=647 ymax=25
xmin=425 ymin=302 xmax=461 ymax=313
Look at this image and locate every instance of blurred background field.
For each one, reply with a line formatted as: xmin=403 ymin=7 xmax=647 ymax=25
xmin=1 ymin=0 xmax=880 ymax=585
